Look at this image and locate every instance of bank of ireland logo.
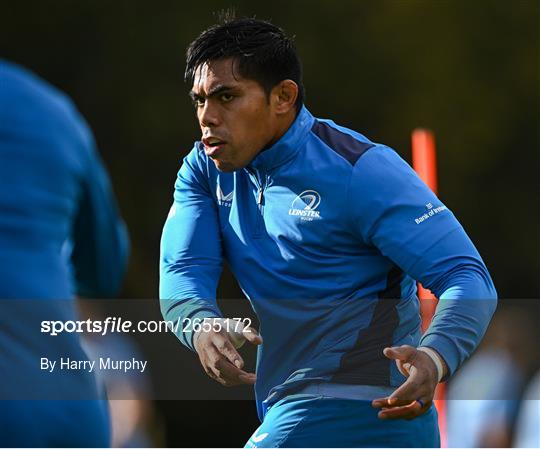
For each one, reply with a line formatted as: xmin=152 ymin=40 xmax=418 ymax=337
xmin=414 ymin=201 xmax=447 ymax=224
xmin=288 ymin=189 xmax=322 ymax=221
xmin=216 ymin=185 xmax=233 ymax=207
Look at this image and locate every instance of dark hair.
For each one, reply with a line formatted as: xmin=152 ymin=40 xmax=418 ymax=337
xmin=185 ymin=17 xmax=305 ymax=111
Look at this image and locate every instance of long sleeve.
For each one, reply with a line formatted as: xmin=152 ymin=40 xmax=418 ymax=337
xmin=70 ymin=116 xmax=129 ymax=298
xmin=159 ymin=146 xmax=223 ymax=350
xmin=348 ymin=145 xmax=497 ymax=377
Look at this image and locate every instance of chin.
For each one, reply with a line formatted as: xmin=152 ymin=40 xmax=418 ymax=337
xmin=212 ymin=159 xmax=238 ymax=173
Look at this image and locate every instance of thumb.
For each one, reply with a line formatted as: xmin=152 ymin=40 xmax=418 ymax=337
xmin=384 ymin=346 xmax=417 ymax=378
xmin=383 ymin=345 xmax=416 ymax=362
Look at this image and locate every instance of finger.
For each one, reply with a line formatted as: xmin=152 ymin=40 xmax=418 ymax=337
xmin=383 ymin=345 xmax=417 ymax=362
xmin=204 ymin=346 xmax=229 ymax=379
xmin=214 ymin=335 xmax=244 ymax=369
xmin=216 ymin=358 xmax=255 ymax=385
xmin=238 ymin=373 xmax=257 ymax=385
xmin=202 ymin=361 xmax=225 ymax=384
xmin=212 ymin=374 xmax=228 ymax=386
xmin=220 ymin=374 xmax=256 ymax=387
xmin=396 ymin=360 xmax=412 ymax=377
xmin=378 ymin=399 xmax=431 ymax=420
xmin=372 ymin=396 xmax=391 ymax=409
xmin=200 ymin=347 xmax=248 ymax=386
xmin=243 ymin=326 xmax=263 ymax=345
xmin=372 ymin=395 xmax=422 ymax=408
xmin=373 ymin=373 xmax=430 ymax=409
xmin=204 ymin=344 xmax=256 ymax=386
xmin=387 ymin=372 xmax=426 ymax=404
xmin=378 ymin=401 xmax=421 ymax=420
xmin=383 ymin=396 xmax=428 ymax=408
xmin=209 ymin=362 xmax=251 ymax=386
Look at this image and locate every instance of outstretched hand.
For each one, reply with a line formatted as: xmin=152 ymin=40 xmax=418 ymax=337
xmin=372 ymin=345 xmax=444 ymax=420
xmin=194 ymin=318 xmax=263 ymax=387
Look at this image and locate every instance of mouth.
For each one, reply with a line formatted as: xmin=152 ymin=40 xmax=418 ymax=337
xmin=202 ymin=137 xmax=227 ymax=157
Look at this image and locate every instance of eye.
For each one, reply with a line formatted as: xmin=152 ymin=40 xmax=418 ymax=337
xmin=220 ymin=93 xmax=234 ymax=103
xmin=192 ymin=97 xmax=205 ymax=108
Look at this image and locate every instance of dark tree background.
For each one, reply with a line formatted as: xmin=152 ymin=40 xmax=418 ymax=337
xmin=2 ymin=0 xmax=539 ymax=446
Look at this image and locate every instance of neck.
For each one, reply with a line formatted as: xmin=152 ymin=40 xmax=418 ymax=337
xmin=266 ymin=108 xmax=298 ymax=148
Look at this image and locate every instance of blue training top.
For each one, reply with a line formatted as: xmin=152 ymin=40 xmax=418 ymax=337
xmin=160 ymin=106 xmax=497 ymax=418
xmin=0 ymin=60 xmax=128 ymax=300
xmin=0 ymin=60 xmax=129 ymax=402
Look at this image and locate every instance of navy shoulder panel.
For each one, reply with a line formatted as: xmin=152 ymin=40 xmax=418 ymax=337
xmin=311 ymin=120 xmax=375 ymax=166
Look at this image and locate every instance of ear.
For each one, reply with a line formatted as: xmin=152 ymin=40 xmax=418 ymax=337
xmin=272 ymin=80 xmax=299 ymax=114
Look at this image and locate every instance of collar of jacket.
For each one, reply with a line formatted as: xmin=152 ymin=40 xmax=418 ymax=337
xmin=246 ymin=105 xmax=315 ymax=173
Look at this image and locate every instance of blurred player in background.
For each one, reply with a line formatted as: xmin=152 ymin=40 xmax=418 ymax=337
xmin=445 ymin=306 xmax=540 ymax=447
xmin=514 ymin=370 xmax=540 ymax=447
xmin=0 ymin=60 xmax=129 ymax=447
xmin=81 ymin=302 xmax=158 ymax=448
xmin=446 ymin=307 xmax=534 ymax=447
xmin=160 ymin=17 xmax=497 ymax=447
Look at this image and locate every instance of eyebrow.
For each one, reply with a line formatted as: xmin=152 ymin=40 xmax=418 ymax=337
xmin=189 ymin=84 xmax=234 ymax=101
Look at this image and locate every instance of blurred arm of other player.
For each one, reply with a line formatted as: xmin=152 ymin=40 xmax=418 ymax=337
xmin=159 ymin=148 xmax=261 ymax=387
xmin=69 ymin=117 xmax=129 ymax=297
xmin=345 ymin=147 xmax=497 ymax=420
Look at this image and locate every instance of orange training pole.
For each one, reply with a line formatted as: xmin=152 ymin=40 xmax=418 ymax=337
xmin=411 ymin=128 xmax=447 ymax=448
xmin=411 ymin=129 xmax=439 ymax=330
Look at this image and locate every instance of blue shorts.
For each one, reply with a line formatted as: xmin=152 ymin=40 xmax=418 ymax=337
xmin=245 ymin=395 xmax=440 ymax=448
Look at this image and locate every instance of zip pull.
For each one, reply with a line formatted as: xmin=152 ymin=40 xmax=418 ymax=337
xmin=257 ymin=187 xmax=264 ymax=205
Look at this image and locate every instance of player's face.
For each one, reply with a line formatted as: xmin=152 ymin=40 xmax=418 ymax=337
xmin=190 ymin=58 xmax=279 ymax=172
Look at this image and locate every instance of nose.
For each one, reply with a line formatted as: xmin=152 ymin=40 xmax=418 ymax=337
xmin=199 ymin=100 xmax=220 ymax=129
